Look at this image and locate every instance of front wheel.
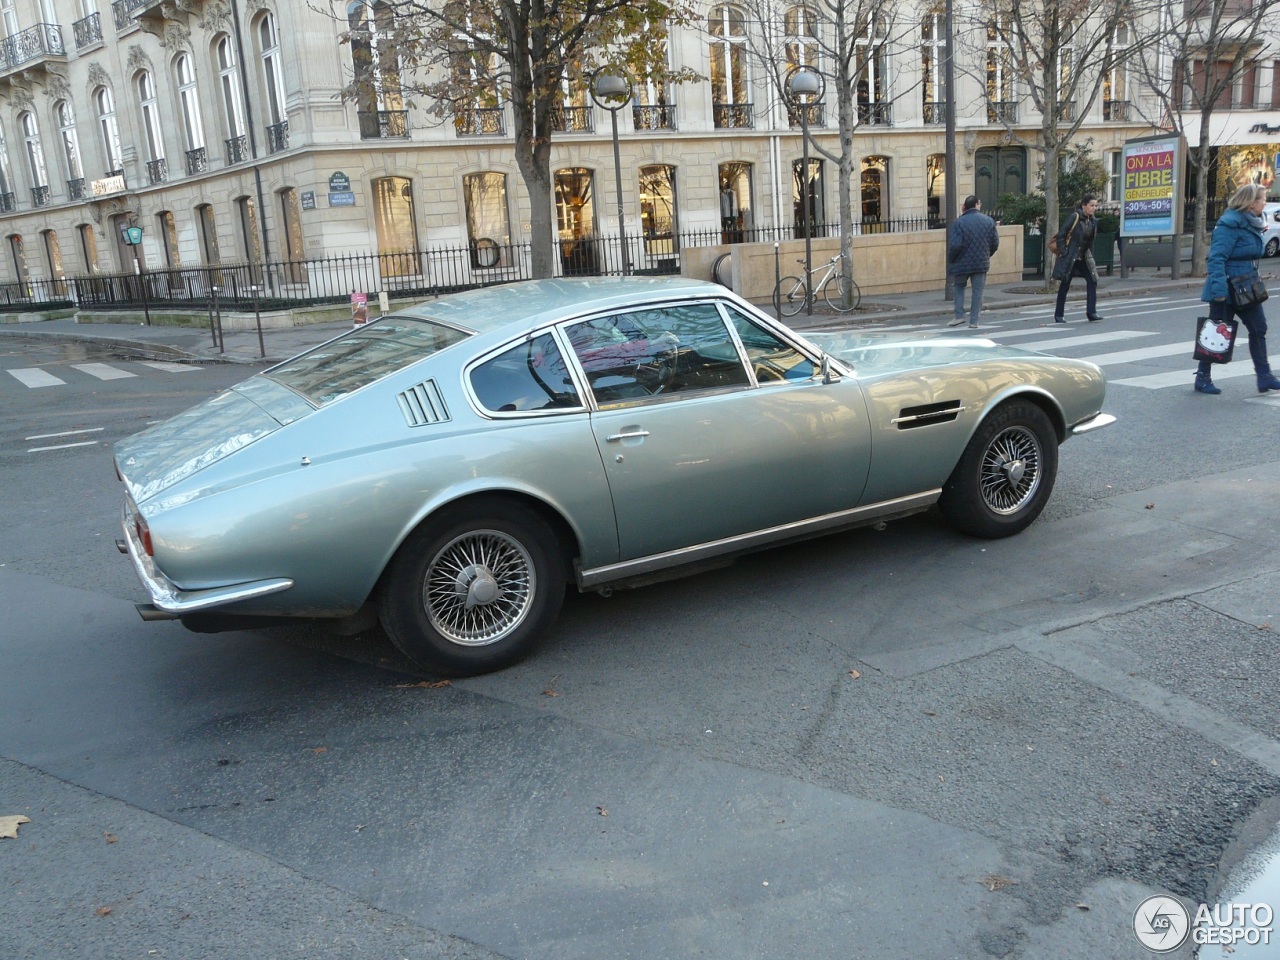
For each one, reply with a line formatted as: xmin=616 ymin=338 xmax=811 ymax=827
xmin=1266 ymin=237 xmax=1279 ymax=258
xmin=379 ymin=502 xmax=566 ymax=675
xmin=774 ymin=275 xmax=808 ymax=317
xmin=938 ymin=400 xmax=1059 ymax=539
xmin=821 ymin=275 xmax=862 ymax=313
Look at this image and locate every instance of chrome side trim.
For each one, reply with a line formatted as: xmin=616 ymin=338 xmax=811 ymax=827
xmin=121 ymin=506 xmax=294 ymax=614
xmin=576 ymin=491 xmax=939 ymax=589
xmin=1070 ymin=412 xmax=1117 ymax=435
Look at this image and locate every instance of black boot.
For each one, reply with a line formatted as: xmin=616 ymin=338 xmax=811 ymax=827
xmin=1195 ymin=370 xmax=1222 ymax=395
xmin=1257 ymin=368 xmax=1280 ymax=392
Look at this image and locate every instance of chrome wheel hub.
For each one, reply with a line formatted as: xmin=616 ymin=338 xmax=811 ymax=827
xmin=980 ymin=426 xmax=1041 ymax=515
xmin=424 ymin=530 xmax=535 ymax=647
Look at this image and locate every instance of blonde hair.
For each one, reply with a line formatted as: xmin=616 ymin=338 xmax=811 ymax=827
xmin=1228 ymin=183 xmax=1268 ymax=211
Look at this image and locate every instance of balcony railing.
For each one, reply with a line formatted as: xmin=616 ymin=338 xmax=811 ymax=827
xmin=923 ymin=101 xmax=946 ymax=124
xmin=988 ymin=100 xmax=1019 ymax=123
xmin=453 ymin=107 xmax=502 ymax=137
xmin=0 ymin=22 xmax=64 ymax=71
xmin=632 ymin=104 xmax=676 ymax=131
xmin=185 ymin=146 xmax=207 ymax=175
xmin=111 ymin=0 xmax=147 ymax=31
xmin=224 ymin=135 xmax=248 ymax=164
xmin=713 ymin=103 xmax=753 ymax=129
xmin=857 ymin=102 xmax=893 ymax=126
xmin=266 ymin=119 xmax=289 ymax=154
xmin=0 ymin=192 xmax=15 ymax=212
xmin=31 ymin=184 xmax=49 ymax=207
xmin=1102 ymin=99 xmax=1130 ymax=121
xmin=1057 ymin=100 xmax=1076 ymax=122
xmin=72 ymin=12 xmax=102 ymax=48
xmin=67 ymin=177 xmax=86 ymax=200
xmin=787 ymin=102 xmax=824 ymax=128
xmin=146 ymin=158 xmax=167 ymax=184
xmin=359 ymin=109 xmax=409 ymax=139
xmin=549 ymin=104 xmax=593 ymax=133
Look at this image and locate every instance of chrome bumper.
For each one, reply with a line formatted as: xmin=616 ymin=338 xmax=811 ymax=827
xmin=120 ymin=505 xmax=293 ymax=615
xmin=1070 ymin=412 xmax=1117 ymax=436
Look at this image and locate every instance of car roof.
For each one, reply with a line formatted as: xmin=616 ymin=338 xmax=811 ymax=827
xmin=399 ymin=277 xmax=727 ymax=335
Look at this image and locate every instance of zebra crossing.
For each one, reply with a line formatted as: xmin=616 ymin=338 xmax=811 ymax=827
xmin=4 ymin=359 xmax=195 ymax=389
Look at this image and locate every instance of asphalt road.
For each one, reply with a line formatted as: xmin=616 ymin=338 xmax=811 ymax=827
xmin=3 ymin=302 xmax=1280 ymax=960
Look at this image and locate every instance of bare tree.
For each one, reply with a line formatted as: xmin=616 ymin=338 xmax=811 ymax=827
xmin=1129 ymin=0 xmax=1280 ymax=274
xmin=955 ymin=0 xmax=1164 ymax=274
xmin=338 ymin=0 xmax=696 ymax=279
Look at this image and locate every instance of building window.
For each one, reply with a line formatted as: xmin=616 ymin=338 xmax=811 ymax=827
xmin=94 ymin=86 xmax=122 ymax=173
xmin=216 ymin=35 xmax=247 ymax=140
xmin=632 ymin=25 xmax=673 ymax=130
xmin=78 ymin=224 xmax=99 ymax=274
xmin=0 ymin=123 xmax=14 ymax=200
xmin=196 ymin=203 xmax=219 ymax=264
xmin=709 ymin=5 xmax=751 ymax=128
xmin=55 ymin=101 xmax=82 ymax=185
xmin=784 ymin=5 xmax=819 ymax=71
xmin=137 ymin=71 xmax=164 ymax=163
xmin=792 ymin=158 xmax=824 ymax=238
xmin=348 ymin=1 xmax=404 ymax=127
xmin=862 ymin=155 xmax=890 ymax=224
xmin=257 ymin=13 xmax=286 ymax=125
xmin=279 ymin=187 xmax=308 ymax=282
xmin=718 ymin=161 xmax=753 ymax=243
xmin=1 ymin=0 xmax=17 ymax=38
xmin=42 ymin=229 xmax=65 ymax=295
xmin=927 ymin=154 xmax=947 ymax=227
xmin=639 ymin=163 xmax=678 ymax=256
xmin=855 ymin=17 xmax=890 ymax=125
xmin=462 ymin=172 xmax=508 ymax=269
xmin=922 ymin=12 xmax=945 ymax=123
xmin=20 ymin=112 xmax=47 ymax=191
xmin=156 ymin=211 xmax=179 ymax=271
xmin=9 ymin=234 xmax=28 ymax=285
xmin=1108 ymin=150 xmax=1123 ymax=202
xmin=176 ymin=54 xmax=205 ymax=152
xmin=986 ymin=17 xmax=1016 ymax=122
xmin=236 ymin=195 xmax=262 ymax=266
xmin=372 ymin=176 xmax=418 ymax=277
xmin=1104 ymin=23 xmax=1129 ymax=119
xmin=555 ymin=167 xmax=598 ymax=275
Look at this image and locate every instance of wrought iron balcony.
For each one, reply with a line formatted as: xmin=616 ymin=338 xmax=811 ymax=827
xmin=73 ymin=12 xmax=102 ymax=48
xmin=224 ymin=135 xmax=248 ymax=164
xmin=185 ymin=146 xmax=207 ymax=175
xmin=988 ymin=100 xmax=1019 ymax=124
xmin=632 ymin=104 xmax=676 ymax=131
xmin=1057 ymin=100 xmax=1076 ymax=122
xmin=452 ymin=107 xmax=503 ymax=137
xmin=787 ymin=102 xmax=824 ymax=128
xmin=111 ymin=0 xmax=148 ymax=31
xmin=146 ymin=158 xmax=167 ymax=184
xmin=105 ymin=167 xmax=124 ymax=179
xmin=266 ymin=119 xmax=289 ymax=154
xmin=1103 ymin=99 xmax=1130 ymax=121
xmin=359 ymin=109 xmax=408 ymax=139
xmin=67 ymin=177 xmax=86 ymax=200
xmin=549 ymin=105 xmax=593 ymax=133
xmin=31 ymin=184 xmax=49 ymax=207
xmin=0 ymin=23 xmax=65 ymax=72
xmin=0 ymin=192 xmax=14 ymax=212
xmin=857 ymin=102 xmax=893 ymax=126
xmin=713 ymin=103 xmax=753 ymax=129
xmin=923 ymin=101 xmax=946 ymax=124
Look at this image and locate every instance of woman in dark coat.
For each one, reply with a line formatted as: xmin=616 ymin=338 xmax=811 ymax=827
xmin=1051 ymin=195 xmax=1103 ymax=323
xmin=1194 ymin=182 xmax=1278 ymax=395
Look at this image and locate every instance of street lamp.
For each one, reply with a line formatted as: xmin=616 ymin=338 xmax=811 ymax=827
xmin=590 ymin=71 xmax=633 ymax=276
xmin=120 ymin=223 xmax=150 ymax=327
xmin=785 ymin=65 xmax=823 ymax=315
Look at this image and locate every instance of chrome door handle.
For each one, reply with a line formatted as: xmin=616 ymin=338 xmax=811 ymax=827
xmin=605 ymin=429 xmax=650 ymax=442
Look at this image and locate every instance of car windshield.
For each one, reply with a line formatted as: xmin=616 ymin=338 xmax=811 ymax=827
xmin=265 ymin=315 xmax=471 ymax=405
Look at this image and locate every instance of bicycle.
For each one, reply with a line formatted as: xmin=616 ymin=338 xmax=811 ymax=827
xmin=773 ymin=253 xmax=862 ymax=317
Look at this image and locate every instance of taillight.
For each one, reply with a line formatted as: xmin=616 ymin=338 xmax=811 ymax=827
xmin=135 ymin=514 xmax=153 ymax=557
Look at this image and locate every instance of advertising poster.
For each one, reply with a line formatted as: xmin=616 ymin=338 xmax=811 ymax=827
xmin=1120 ymin=134 xmax=1185 ymax=237
xmin=1212 ymin=143 xmax=1280 ymax=200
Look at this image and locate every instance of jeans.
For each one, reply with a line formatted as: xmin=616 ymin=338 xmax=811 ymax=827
xmin=953 ymin=271 xmax=987 ymax=325
xmin=1197 ymin=298 xmax=1270 ymax=378
xmin=1054 ymin=262 xmax=1097 ymax=318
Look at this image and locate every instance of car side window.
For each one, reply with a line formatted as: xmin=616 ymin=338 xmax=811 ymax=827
xmin=470 ymin=333 xmax=582 ymax=413
xmin=565 ymin=303 xmax=750 ymax=405
xmin=723 ymin=306 xmax=816 ymax=383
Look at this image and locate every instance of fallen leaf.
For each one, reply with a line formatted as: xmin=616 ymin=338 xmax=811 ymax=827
xmin=104 ymin=832 xmax=118 ymax=844
xmin=1076 ymin=902 xmax=1090 ymax=911
xmin=596 ymin=806 xmax=609 ymax=817
xmin=978 ymin=874 xmax=1018 ymax=892
xmin=542 ymin=689 xmax=560 ymax=697
xmin=0 ymin=815 xmax=31 ymax=839
xmin=392 ymin=680 xmax=452 ymax=689
xmin=312 ymin=747 xmax=328 ymax=755
xmin=543 ymin=674 xmax=562 ymax=697
xmin=848 ymin=669 xmax=861 ymax=680
xmin=1145 ymin=503 xmax=1155 ymax=509
xmin=96 ymin=906 xmax=112 ymax=917
xmin=923 ymin=710 xmax=937 ymax=717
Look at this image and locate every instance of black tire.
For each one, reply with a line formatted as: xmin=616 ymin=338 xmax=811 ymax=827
xmin=774 ymin=275 xmax=807 ymax=317
xmin=379 ymin=502 xmax=566 ymax=675
xmin=821 ymin=275 xmax=862 ymax=312
xmin=938 ymin=400 xmax=1059 ymax=539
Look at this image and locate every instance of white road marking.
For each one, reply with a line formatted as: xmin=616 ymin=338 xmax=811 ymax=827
xmin=139 ymin=361 xmax=194 ymax=372
xmin=1111 ymin=365 xmax=1259 ymax=389
xmin=7 ymin=367 xmax=65 ymax=387
xmin=27 ymin=440 xmax=101 ymax=453
xmin=25 ymin=427 xmax=105 ymax=440
xmin=71 ymin=362 xmax=136 ymax=381
xmin=1015 ymin=331 xmax=1158 ymax=351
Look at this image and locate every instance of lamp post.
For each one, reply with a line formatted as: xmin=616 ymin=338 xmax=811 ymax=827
xmin=590 ymin=72 xmax=633 ymax=276
xmin=121 ymin=223 xmax=150 ymax=326
xmin=785 ymin=65 xmax=823 ymax=315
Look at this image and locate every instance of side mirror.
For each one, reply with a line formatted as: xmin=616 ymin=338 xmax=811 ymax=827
xmin=820 ymin=354 xmax=836 ymax=384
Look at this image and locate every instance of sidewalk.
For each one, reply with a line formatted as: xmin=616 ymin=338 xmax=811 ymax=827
xmin=1 ymin=263 xmax=1276 ymax=364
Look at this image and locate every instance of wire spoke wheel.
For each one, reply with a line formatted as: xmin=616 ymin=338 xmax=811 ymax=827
xmin=774 ymin=275 xmax=807 ymax=317
xmin=978 ymin=425 xmax=1042 ymax=515
xmin=424 ymin=529 xmax=535 ymax=646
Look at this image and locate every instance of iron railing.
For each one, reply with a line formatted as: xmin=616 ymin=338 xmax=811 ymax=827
xmin=185 ymin=147 xmax=207 ymax=175
xmin=0 ymin=277 xmax=72 ymax=308
xmin=633 ymin=104 xmax=676 ymax=130
xmin=31 ymin=184 xmax=49 ymax=206
xmin=988 ymin=100 xmax=1019 ymax=123
xmin=67 ymin=177 xmax=86 ymax=200
xmin=0 ymin=192 xmax=15 ymax=212
xmin=923 ymin=101 xmax=946 ymax=124
xmin=857 ymin=102 xmax=893 ymax=126
xmin=1103 ymin=99 xmax=1130 ymax=121
xmin=266 ymin=119 xmax=289 ymax=153
xmin=1057 ymin=100 xmax=1076 ymax=121
xmin=72 ymin=12 xmax=102 ymax=48
xmin=359 ymin=109 xmax=408 ymax=139
xmin=787 ymin=102 xmax=824 ymax=128
xmin=146 ymin=158 xmax=167 ymax=184
xmin=111 ymin=0 xmax=147 ymax=31
xmin=713 ymin=103 xmax=753 ymax=128
xmin=453 ymin=107 xmax=503 ymax=136
xmin=225 ymin=135 xmax=249 ymax=164
xmin=550 ymin=105 xmax=593 ymax=133
xmin=0 ymin=22 xmax=64 ymax=70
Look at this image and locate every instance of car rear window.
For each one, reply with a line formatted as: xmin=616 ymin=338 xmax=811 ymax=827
xmin=265 ymin=316 xmax=471 ymax=405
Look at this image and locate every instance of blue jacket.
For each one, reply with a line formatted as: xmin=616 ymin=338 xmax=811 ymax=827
xmin=948 ymin=209 xmax=1000 ymax=276
xmin=1202 ymin=207 xmax=1264 ymax=302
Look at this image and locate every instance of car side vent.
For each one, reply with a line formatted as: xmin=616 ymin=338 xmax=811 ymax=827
xmin=893 ymin=400 xmax=963 ymax=430
xmin=397 ymin=379 xmax=450 ymax=427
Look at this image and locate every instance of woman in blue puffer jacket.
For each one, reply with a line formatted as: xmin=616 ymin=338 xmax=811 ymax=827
xmin=1195 ymin=182 xmax=1277 ymax=394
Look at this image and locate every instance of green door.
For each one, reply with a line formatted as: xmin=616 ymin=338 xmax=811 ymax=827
xmin=974 ymin=147 xmax=1027 ymax=213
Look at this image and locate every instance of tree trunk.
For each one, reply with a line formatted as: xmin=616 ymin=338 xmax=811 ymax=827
xmin=1192 ymin=124 xmax=1212 ymax=277
xmin=1044 ymin=148 xmax=1060 ymax=287
xmin=517 ymin=149 xmax=556 ymax=279
xmin=837 ymin=89 xmax=856 ymax=309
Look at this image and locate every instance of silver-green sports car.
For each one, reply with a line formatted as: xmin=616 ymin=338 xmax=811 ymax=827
xmin=115 ymin=277 xmax=1114 ymax=675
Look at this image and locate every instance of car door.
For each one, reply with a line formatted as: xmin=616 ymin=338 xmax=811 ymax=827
xmin=563 ymin=300 xmax=872 ymax=561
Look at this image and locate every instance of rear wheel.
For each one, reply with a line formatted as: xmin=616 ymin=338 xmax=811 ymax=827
xmin=1266 ymin=237 xmax=1279 ymax=258
xmin=379 ymin=502 xmax=565 ymax=676
xmin=774 ymin=276 xmax=807 ymax=317
xmin=821 ymin=275 xmax=862 ymax=312
xmin=938 ymin=400 xmax=1058 ymax=538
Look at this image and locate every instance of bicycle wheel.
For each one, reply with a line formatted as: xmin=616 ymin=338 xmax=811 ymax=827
xmin=774 ymin=276 xmax=808 ymax=317
xmin=821 ymin=275 xmax=862 ymax=313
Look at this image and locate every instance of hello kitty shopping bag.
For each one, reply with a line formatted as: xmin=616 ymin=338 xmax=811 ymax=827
xmin=1193 ymin=316 xmax=1239 ymax=364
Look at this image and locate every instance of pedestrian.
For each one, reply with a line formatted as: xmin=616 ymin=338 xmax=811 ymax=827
xmin=1051 ymin=194 xmax=1105 ymax=324
xmin=947 ymin=195 xmax=1000 ymax=329
xmin=1194 ymin=182 xmax=1280 ymax=395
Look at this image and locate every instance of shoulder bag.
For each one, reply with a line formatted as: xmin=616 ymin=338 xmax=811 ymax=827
xmin=1048 ymin=214 xmax=1077 ymax=257
xmin=1228 ymin=271 xmax=1269 ymax=309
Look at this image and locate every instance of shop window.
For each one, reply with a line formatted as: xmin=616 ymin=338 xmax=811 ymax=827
xmin=638 ymin=164 xmax=678 ymax=257
xmin=792 ymin=158 xmax=824 ymax=238
xmin=373 ymin=176 xmax=419 ymax=278
xmin=555 ymin=167 xmax=598 ymax=275
xmin=861 ymin=155 xmax=890 ymax=226
xmin=718 ymin=162 xmax=753 ymax=243
xmin=463 ymin=172 xmax=509 ymax=269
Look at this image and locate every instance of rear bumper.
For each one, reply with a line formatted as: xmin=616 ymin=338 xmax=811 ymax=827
xmin=120 ymin=505 xmax=293 ymax=615
xmin=1070 ymin=412 xmax=1117 ymax=436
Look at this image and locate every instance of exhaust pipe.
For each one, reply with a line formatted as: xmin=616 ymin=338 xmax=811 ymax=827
xmin=115 ymin=539 xmax=128 ymax=554
xmin=135 ymin=603 xmax=180 ymax=621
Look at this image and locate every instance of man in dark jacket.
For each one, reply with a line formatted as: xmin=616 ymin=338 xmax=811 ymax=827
xmin=947 ymin=195 xmax=1000 ymax=328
